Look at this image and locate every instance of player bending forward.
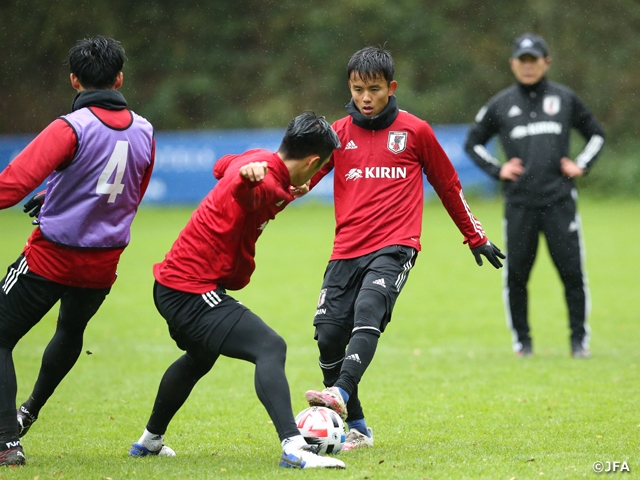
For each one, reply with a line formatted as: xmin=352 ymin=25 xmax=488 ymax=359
xmin=128 ymin=112 xmax=346 ymax=469
xmin=304 ymin=46 xmax=505 ymax=451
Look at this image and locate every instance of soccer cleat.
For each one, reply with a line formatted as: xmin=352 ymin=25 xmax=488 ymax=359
xmin=0 ymin=445 xmax=26 ymax=466
xmin=341 ymin=427 xmax=374 ymax=451
xmin=279 ymin=444 xmax=345 ymax=469
xmin=17 ymin=405 xmax=37 ymax=438
xmin=128 ymin=442 xmax=176 ymax=457
xmin=305 ymin=387 xmax=348 ymax=421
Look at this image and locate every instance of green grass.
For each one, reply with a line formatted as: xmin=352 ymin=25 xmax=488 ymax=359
xmin=0 ymin=198 xmax=638 ymax=479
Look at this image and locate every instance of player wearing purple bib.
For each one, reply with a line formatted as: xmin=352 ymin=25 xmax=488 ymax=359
xmin=0 ymin=36 xmax=154 ymax=467
xmin=41 ymin=108 xmax=153 ymax=247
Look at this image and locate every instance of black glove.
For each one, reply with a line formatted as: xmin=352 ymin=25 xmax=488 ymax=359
xmin=23 ymin=190 xmax=46 ymax=224
xmin=471 ymin=240 xmax=505 ymax=269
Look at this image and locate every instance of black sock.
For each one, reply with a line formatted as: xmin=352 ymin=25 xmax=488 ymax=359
xmin=0 ymin=409 xmax=19 ymax=450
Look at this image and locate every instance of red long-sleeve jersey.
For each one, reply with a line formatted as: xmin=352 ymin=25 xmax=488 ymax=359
xmin=0 ymin=108 xmax=155 ymax=288
xmin=310 ymin=111 xmax=486 ymax=260
xmin=153 ymin=149 xmax=294 ymax=294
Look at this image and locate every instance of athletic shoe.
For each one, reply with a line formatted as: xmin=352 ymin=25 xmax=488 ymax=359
xmin=342 ymin=427 xmax=374 ymax=451
xmin=279 ymin=444 xmax=345 ymax=469
xmin=0 ymin=446 xmax=26 ymax=466
xmin=571 ymin=347 xmax=592 ymax=359
xmin=305 ymin=387 xmax=348 ymax=420
xmin=128 ymin=443 xmax=176 ymax=457
xmin=17 ymin=405 xmax=37 ymax=438
xmin=516 ymin=340 xmax=533 ymax=358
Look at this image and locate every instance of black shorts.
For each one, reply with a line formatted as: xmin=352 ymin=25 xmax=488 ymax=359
xmin=153 ymin=281 xmax=249 ymax=357
xmin=313 ymin=245 xmax=417 ymax=333
xmin=0 ymin=254 xmax=111 ymax=349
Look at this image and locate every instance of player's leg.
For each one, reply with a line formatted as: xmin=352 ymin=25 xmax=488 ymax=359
xmin=316 ymin=246 xmax=416 ymax=450
xmin=306 ymin=259 xmax=359 ymax=420
xmin=542 ymin=195 xmax=590 ymax=357
xmin=130 ymin=282 xmax=219 ymax=457
xmin=504 ymin=203 xmax=540 ymax=355
xmin=342 ymin=246 xmax=415 ymax=449
xmin=0 ymin=255 xmax=64 ymax=465
xmin=129 ymin=350 xmax=216 ymax=457
xmin=18 ymin=285 xmax=110 ymax=435
xmin=219 ymin=308 xmax=344 ymax=469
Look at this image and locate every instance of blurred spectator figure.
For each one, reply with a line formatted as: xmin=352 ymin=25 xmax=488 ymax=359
xmin=465 ymin=33 xmax=605 ymax=358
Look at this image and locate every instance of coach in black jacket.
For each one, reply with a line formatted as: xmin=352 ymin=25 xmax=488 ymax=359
xmin=465 ymin=33 xmax=604 ymax=358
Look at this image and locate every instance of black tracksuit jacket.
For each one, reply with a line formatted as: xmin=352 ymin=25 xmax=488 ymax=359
xmin=464 ymin=78 xmax=605 ymax=207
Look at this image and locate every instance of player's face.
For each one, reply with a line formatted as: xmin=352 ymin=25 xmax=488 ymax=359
xmin=304 ymin=155 xmax=330 ymax=181
xmin=348 ymin=73 xmax=397 ymax=118
xmin=510 ymin=54 xmax=550 ymax=85
xmin=291 ymin=155 xmax=331 ymax=187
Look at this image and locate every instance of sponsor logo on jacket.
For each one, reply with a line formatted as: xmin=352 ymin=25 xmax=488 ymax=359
xmin=344 ymin=167 xmax=407 ymax=181
xmin=509 ymin=121 xmax=562 ymax=140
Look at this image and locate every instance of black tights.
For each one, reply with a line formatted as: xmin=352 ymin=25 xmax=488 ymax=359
xmin=315 ymin=288 xmax=386 ymax=422
xmin=146 ymin=311 xmax=299 ymax=442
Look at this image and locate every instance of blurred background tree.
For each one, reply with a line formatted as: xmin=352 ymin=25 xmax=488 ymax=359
xmin=0 ymin=0 xmax=637 ymax=193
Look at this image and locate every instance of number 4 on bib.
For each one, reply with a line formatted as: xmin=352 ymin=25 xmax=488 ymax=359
xmin=96 ymin=140 xmax=129 ymax=203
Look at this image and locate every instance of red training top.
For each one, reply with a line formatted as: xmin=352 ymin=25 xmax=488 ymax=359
xmin=154 ymin=149 xmax=294 ymax=294
xmin=310 ymin=111 xmax=486 ymax=260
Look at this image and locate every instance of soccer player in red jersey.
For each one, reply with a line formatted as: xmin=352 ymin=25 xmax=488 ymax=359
xmin=303 ymin=46 xmax=505 ymax=451
xmin=129 ymin=112 xmax=346 ymax=469
xmin=0 ymin=36 xmax=154 ymax=467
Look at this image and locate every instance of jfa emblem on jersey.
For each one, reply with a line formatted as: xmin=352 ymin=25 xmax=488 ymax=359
xmin=387 ymin=131 xmax=407 ymax=154
xmin=317 ymin=288 xmax=327 ymax=307
xmin=543 ymin=96 xmax=561 ymax=116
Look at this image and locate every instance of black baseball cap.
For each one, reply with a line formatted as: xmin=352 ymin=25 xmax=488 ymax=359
xmin=512 ymin=33 xmax=549 ymax=58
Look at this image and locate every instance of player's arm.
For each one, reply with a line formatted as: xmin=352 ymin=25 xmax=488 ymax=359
xmin=464 ymin=102 xmax=503 ymax=179
xmin=230 ymin=161 xmax=272 ymax=212
xmin=422 ymin=125 xmax=504 ymax=268
xmin=0 ymin=119 xmax=76 ymax=209
xmin=568 ymin=93 xmax=605 ymax=175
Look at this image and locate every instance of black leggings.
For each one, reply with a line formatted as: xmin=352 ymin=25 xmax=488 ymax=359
xmin=0 ymin=255 xmax=109 ymax=440
xmin=146 ymin=309 xmax=299 ymax=442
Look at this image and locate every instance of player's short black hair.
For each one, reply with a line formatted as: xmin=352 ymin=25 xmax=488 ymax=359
xmin=68 ymin=35 xmax=126 ymax=89
xmin=278 ymin=112 xmax=341 ymax=161
xmin=347 ymin=46 xmax=394 ymax=84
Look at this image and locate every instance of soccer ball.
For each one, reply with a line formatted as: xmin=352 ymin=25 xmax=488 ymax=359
xmin=295 ymin=406 xmax=346 ymax=455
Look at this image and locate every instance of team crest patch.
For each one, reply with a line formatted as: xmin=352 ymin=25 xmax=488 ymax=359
xmin=543 ymin=95 xmax=561 ymax=116
xmin=317 ymin=288 xmax=327 ymax=307
xmin=387 ymin=131 xmax=407 ymax=154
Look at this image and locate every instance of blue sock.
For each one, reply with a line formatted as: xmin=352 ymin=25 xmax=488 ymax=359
xmin=336 ymin=387 xmax=350 ymax=403
xmin=347 ymin=418 xmax=369 ymax=437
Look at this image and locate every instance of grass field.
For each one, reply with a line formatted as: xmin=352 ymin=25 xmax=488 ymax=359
xmin=0 ymin=198 xmax=638 ymax=479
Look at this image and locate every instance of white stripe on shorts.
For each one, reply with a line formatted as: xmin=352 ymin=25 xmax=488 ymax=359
xmin=395 ymin=249 xmax=416 ymax=291
xmin=2 ymin=257 xmax=29 ymax=294
xmin=201 ymin=289 xmax=222 ymax=308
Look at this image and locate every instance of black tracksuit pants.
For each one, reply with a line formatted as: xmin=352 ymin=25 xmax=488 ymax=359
xmin=504 ymin=196 xmax=589 ymax=350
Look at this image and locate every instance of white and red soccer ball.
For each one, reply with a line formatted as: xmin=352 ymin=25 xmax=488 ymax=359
xmin=295 ymin=406 xmax=346 ymax=454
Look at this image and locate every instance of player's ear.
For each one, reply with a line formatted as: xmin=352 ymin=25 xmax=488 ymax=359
xmin=114 ymin=72 xmax=124 ymax=90
xmin=388 ymin=80 xmax=397 ymax=96
xmin=70 ymin=73 xmax=82 ymax=91
xmin=307 ymin=154 xmax=322 ymax=170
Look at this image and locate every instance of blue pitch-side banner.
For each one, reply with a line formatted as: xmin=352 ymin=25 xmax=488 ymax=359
xmin=0 ymin=125 xmax=496 ymax=205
